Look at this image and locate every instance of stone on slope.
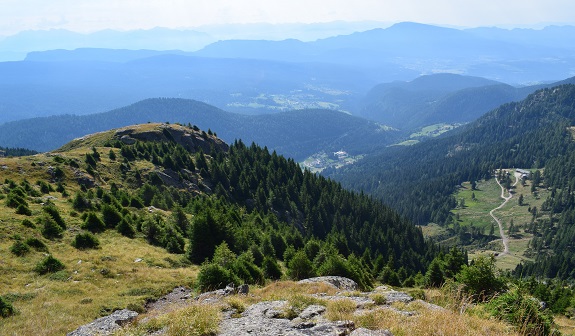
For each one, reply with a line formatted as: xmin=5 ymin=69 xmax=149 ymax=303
xmin=67 ymin=309 xmax=138 ymax=336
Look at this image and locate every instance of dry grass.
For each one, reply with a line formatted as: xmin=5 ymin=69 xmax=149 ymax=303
xmin=115 ymin=303 xmax=221 ymax=336
xmin=355 ymin=306 xmax=518 ymax=336
xmin=325 ymin=298 xmax=357 ymax=321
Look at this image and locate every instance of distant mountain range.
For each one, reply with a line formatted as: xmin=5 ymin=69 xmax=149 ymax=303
xmin=1 ymin=22 xmax=575 ymax=130
xmin=0 ymin=98 xmax=398 ymax=160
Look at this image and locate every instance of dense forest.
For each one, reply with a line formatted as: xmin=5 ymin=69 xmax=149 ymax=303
xmin=329 ymin=85 xmax=575 ymax=226
xmin=0 ymin=146 xmax=37 ymax=157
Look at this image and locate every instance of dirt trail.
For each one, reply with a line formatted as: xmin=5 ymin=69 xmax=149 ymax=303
xmin=490 ymin=171 xmax=520 ymax=257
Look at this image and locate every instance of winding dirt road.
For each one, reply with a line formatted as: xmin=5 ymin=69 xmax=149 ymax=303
xmin=490 ymin=171 xmax=520 ymax=257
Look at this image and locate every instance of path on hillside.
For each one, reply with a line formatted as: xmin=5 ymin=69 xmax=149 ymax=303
xmin=490 ymin=171 xmax=520 ymax=257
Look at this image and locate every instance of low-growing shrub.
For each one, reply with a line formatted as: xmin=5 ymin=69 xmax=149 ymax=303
xmin=40 ymin=216 xmax=64 ymax=239
xmin=71 ymin=232 xmax=100 ymax=249
xmin=0 ymin=296 xmax=16 ymax=318
xmin=25 ymin=237 xmax=48 ymax=252
xmin=21 ymin=219 xmax=35 ymax=228
xmin=35 ymin=255 xmax=65 ymax=275
xmin=10 ymin=241 xmax=30 ymax=256
xmin=197 ymin=263 xmax=238 ymax=292
xmin=487 ymin=289 xmax=555 ymax=336
xmin=82 ymin=212 xmax=106 ymax=233
xmin=15 ymin=204 xmax=32 ymax=216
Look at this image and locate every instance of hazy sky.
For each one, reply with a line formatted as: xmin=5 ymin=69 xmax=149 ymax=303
xmin=1 ymin=0 xmax=574 ymax=36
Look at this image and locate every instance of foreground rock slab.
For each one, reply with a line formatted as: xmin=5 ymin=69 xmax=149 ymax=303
xmin=67 ymin=309 xmax=138 ymax=336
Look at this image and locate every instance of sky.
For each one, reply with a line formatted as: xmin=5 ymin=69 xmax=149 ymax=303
xmin=1 ymin=0 xmax=575 ymax=36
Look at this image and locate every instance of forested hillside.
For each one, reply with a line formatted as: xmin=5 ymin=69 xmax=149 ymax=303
xmin=358 ymin=74 xmax=575 ymax=131
xmin=329 ymin=85 xmax=575 ymax=227
xmin=0 ymin=98 xmax=399 ymax=159
xmin=0 ymin=123 xmax=436 ymax=333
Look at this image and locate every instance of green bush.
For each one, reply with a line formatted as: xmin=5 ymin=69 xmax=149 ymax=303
xmin=35 ymin=255 xmax=65 ymax=275
xmin=43 ymin=204 xmax=66 ymax=229
xmin=25 ymin=237 xmax=48 ymax=252
xmin=487 ymin=288 xmax=555 ymax=336
xmin=10 ymin=241 xmax=30 ymax=256
xmin=263 ymin=256 xmax=283 ymax=280
xmin=101 ymin=204 xmax=122 ymax=229
xmin=0 ymin=296 xmax=16 ymax=318
xmin=197 ymin=263 xmax=238 ymax=292
xmin=71 ymin=233 xmax=100 ymax=249
xmin=41 ymin=216 xmax=64 ymax=239
xmin=456 ymin=255 xmax=505 ymax=301
xmin=21 ymin=219 xmax=35 ymax=228
xmin=287 ymin=250 xmax=315 ymax=280
xmin=116 ymin=218 xmax=136 ymax=238
xmin=82 ymin=212 xmax=106 ymax=233
xmin=15 ymin=204 xmax=32 ymax=216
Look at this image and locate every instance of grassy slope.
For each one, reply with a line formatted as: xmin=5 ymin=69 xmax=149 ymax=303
xmin=0 ymin=137 xmax=199 ymax=335
xmin=449 ymin=169 xmax=546 ymax=270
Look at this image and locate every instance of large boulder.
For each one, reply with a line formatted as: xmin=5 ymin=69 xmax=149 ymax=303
xmin=298 ymin=276 xmax=359 ymax=291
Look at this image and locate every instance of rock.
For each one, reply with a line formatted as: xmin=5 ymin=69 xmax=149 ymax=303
xmin=223 ymin=283 xmax=235 ymax=295
xmin=413 ymin=299 xmax=446 ymax=311
xmin=298 ymin=304 xmax=326 ymax=320
xmin=237 ymin=284 xmax=249 ymax=295
xmin=298 ymin=276 xmax=359 ymax=291
xmin=67 ymin=309 xmax=138 ymax=336
xmin=120 ymin=135 xmax=136 ymax=145
xmin=385 ymin=292 xmax=414 ymax=304
xmin=218 ymin=300 xmax=356 ymax=336
xmin=350 ymin=327 xmax=394 ymax=336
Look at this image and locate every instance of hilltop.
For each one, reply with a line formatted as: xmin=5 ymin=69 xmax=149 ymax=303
xmin=0 ymin=123 xmax=437 ymax=334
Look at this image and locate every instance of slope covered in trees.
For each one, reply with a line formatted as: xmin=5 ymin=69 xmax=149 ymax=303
xmin=329 ymin=85 xmax=575 ymax=226
xmin=0 ymin=98 xmax=399 ymax=159
xmin=358 ymin=74 xmax=575 ymax=131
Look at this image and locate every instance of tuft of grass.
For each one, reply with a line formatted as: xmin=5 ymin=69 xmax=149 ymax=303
xmin=146 ymin=303 xmax=221 ymax=336
xmin=325 ymin=298 xmax=357 ymax=321
xmin=354 ymin=306 xmax=518 ymax=336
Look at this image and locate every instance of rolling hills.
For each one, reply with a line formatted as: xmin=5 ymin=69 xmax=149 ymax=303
xmin=0 ymin=98 xmax=399 ymax=160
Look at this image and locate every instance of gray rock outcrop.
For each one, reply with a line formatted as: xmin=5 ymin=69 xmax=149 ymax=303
xmin=66 ymin=309 xmax=138 ymax=336
xmin=298 ymin=276 xmax=359 ymax=291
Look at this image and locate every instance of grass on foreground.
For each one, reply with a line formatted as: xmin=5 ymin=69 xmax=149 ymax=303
xmin=115 ymin=281 xmax=520 ymax=336
xmin=0 ymin=229 xmax=198 ymax=336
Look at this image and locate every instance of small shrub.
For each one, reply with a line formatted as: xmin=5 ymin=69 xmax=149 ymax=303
xmin=48 ymin=270 xmax=70 ymax=281
xmin=126 ymin=302 xmax=146 ymax=314
xmin=35 ymin=255 xmax=65 ymax=275
xmin=71 ymin=232 xmax=100 ymax=250
xmin=0 ymin=296 xmax=16 ymax=318
xmin=287 ymin=250 xmax=315 ymax=280
xmin=43 ymin=204 xmax=66 ymax=229
xmin=262 ymin=256 xmax=283 ymax=280
xmin=116 ymin=218 xmax=136 ymax=238
xmin=21 ymin=219 xmax=35 ymax=228
xmin=10 ymin=241 xmax=30 ymax=256
xmin=82 ymin=212 xmax=106 ymax=233
xmin=197 ymin=263 xmax=238 ymax=292
xmin=40 ymin=216 xmax=64 ymax=239
xmin=25 ymin=237 xmax=48 ymax=252
xmin=15 ymin=204 xmax=32 ymax=216
xmin=487 ymin=289 xmax=555 ymax=336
